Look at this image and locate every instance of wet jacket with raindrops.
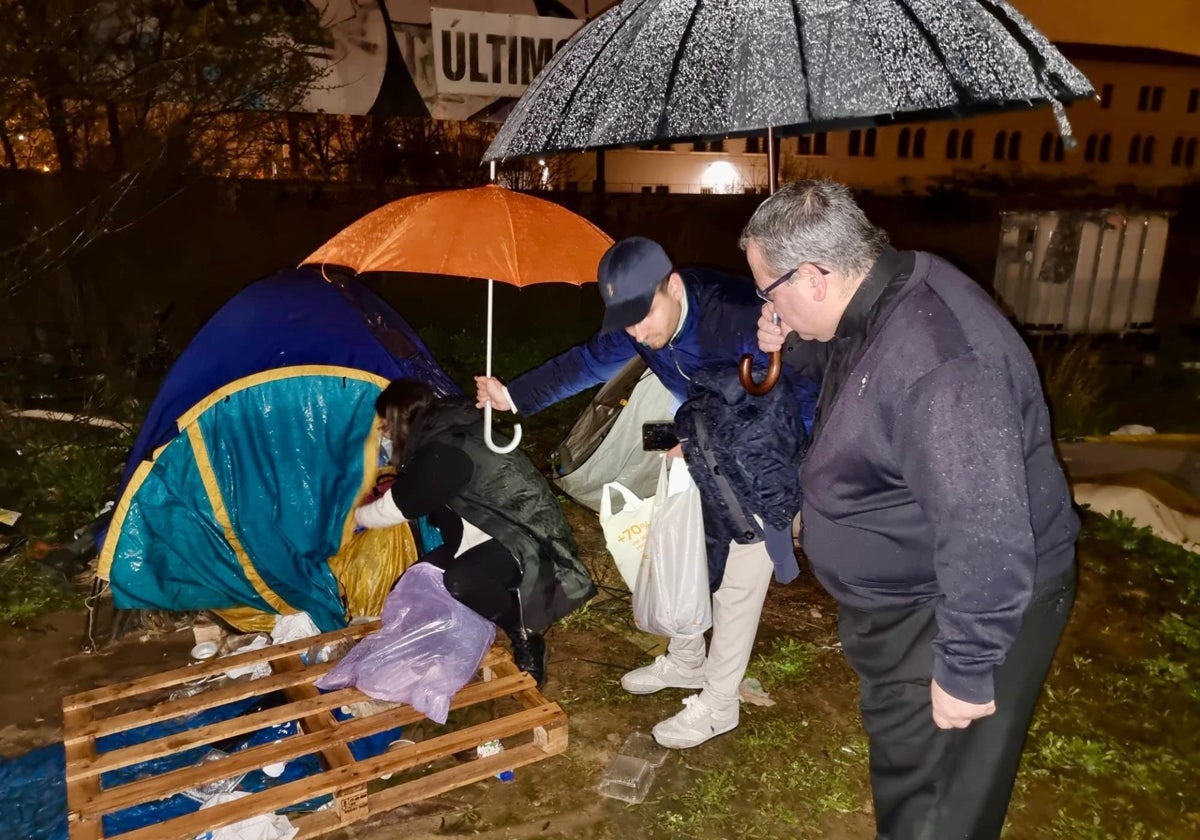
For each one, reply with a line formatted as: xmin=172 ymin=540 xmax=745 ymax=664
xmin=796 ymin=249 xmax=1079 ymax=705
xmin=401 ymin=398 xmax=595 ymax=633
xmin=505 ymin=268 xmax=819 ymax=429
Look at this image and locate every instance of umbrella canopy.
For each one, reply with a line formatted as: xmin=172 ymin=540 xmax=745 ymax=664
xmin=303 ymin=184 xmax=611 ymax=286
xmin=484 ymin=0 xmax=1095 ymax=161
xmin=303 ymin=185 xmax=613 ymax=453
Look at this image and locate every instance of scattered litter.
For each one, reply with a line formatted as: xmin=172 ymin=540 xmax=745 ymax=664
xmin=193 ymin=791 xmax=298 ymax=840
xmin=181 ymin=750 xmax=246 ymax=805
xmin=809 ymin=607 xmax=823 ymax=619
xmin=0 ymin=508 xmax=20 ymax=528
xmin=270 ymin=613 xmax=320 ymax=645
xmin=598 ymin=732 xmax=668 ymax=805
xmin=221 ymin=635 xmax=272 ymax=680
xmin=477 ymin=738 xmax=514 ymax=782
xmin=1111 ymin=424 xmax=1157 ymax=436
xmin=191 ymin=641 xmax=219 ymax=660
xmin=192 ymin=615 xmax=224 ymax=647
xmin=739 ymin=677 xmax=776 ymax=707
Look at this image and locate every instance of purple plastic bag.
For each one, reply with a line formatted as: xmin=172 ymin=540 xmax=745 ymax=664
xmin=316 ymin=563 xmax=496 ymax=724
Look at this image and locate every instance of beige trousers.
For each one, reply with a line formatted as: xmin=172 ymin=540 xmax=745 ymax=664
xmin=667 ymin=537 xmax=774 ymax=710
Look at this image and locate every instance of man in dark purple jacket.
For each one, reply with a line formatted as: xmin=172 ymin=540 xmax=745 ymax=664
xmin=740 ymin=179 xmax=1078 ymax=840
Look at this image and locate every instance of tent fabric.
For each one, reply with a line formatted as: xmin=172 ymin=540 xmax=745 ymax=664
xmin=552 ymin=360 xmax=677 ymax=513
xmin=99 ymin=269 xmax=458 ymax=630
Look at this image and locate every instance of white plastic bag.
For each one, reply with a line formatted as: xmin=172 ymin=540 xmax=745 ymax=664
xmin=599 ymin=482 xmax=654 ymax=591
xmin=632 ymin=457 xmax=712 ymax=638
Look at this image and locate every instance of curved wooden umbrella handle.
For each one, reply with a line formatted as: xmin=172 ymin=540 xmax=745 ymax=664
xmin=739 ymin=351 xmax=782 ymax=395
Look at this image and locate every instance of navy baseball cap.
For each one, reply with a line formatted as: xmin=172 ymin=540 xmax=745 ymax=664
xmin=598 ymin=237 xmax=674 ymax=334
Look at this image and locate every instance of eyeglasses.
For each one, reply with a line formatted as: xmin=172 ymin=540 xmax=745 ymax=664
xmin=755 ymin=264 xmax=829 ymax=303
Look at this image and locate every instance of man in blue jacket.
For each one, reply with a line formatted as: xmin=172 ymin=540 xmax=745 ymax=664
xmin=476 ymin=236 xmax=817 ymax=749
xmin=742 ymin=180 xmax=1078 ymax=840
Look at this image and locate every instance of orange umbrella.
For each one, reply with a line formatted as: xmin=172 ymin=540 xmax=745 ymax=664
xmin=303 ymin=184 xmax=613 ymax=453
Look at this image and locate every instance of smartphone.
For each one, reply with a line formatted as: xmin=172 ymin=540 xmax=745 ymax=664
xmin=642 ymin=421 xmax=679 ymax=451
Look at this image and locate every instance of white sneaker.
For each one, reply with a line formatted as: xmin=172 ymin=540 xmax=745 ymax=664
xmin=652 ymin=694 xmax=739 ymax=749
xmin=620 ymin=655 xmax=705 ymax=695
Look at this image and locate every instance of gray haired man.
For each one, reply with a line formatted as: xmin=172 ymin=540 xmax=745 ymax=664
xmin=741 ymin=179 xmax=1078 ymax=839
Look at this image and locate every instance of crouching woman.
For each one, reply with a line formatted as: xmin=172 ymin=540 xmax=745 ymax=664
xmin=354 ymin=379 xmax=595 ymax=687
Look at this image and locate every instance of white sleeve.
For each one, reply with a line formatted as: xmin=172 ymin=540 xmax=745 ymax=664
xmin=354 ymin=491 xmax=408 ymax=530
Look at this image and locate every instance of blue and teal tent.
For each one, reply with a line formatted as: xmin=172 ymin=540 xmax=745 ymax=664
xmin=98 ymin=268 xmax=458 ymax=632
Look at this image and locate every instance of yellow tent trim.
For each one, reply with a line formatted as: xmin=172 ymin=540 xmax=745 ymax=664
xmin=185 ymin=423 xmax=296 ymax=615
xmin=176 ymin=365 xmax=390 ymax=430
xmin=342 ymin=415 xmax=385 ymax=548
xmin=96 ymin=458 xmax=156 ymax=579
xmin=97 ymin=365 xmax=390 ymax=582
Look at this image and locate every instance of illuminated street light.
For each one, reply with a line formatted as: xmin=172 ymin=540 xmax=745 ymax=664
xmin=701 ymin=160 xmax=740 ymax=194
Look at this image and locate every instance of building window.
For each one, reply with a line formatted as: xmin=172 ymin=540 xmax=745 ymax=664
xmin=709 ymin=139 xmax=725 ymax=153
xmin=961 ymin=129 xmax=974 ymax=160
xmin=797 ymin=133 xmax=828 ymax=156
xmin=1189 ymin=89 xmax=1199 ymax=113
xmin=898 ymin=127 xmax=911 ymax=158
xmin=1007 ymin=131 xmax=1022 ymax=161
xmin=1084 ymin=133 xmax=1098 ymax=162
xmin=641 ymin=186 xmax=653 ymax=194
xmin=655 ymin=185 xmax=670 ymax=194
xmin=1099 ymin=134 xmax=1112 ymax=163
xmin=1187 ymin=138 xmax=1198 ymax=167
xmin=993 ymin=130 xmax=1007 ymax=160
xmin=1054 ymin=137 xmax=1065 ymax=162
xmin=946 ymin=128 xmax=959 ymax=160
xmin=849 ymin=130 xmax=860 ymax=156
xmin=745 ymin=136 xmax=761 ymax=154
xmin=863 ymin=128 xmax=877 ymax=157
xmin=1129 ymin=134 xmax=1142 ymax=163
xmin=1100 ymin=83 xmax=1114 ymax=109
xmin=912 ymin=128 xmax=926 ymax=159
xmin=1172 ymin=137 xmax=1185 ymax=165
xmin=1142 ymin=136 xmax=1156 ymax=164
xmin=655 ymin=142 xmax=673 ymax=151
xmin=1138 ymin=86 xmax=1150 ymax=111
xmin=1039 ymin=132 xmax=1054 ymax=162
xmin=699 ymin=186 xmax=714 ymax=194
xmin=1151 ymin=86 xmax=1164 ymax=111
xmin=692 ymin=140 xmax=707 ymax=152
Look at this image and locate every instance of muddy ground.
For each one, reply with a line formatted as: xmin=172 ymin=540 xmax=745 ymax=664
xmin=2 ymin=503 xmax=1196 ymax=840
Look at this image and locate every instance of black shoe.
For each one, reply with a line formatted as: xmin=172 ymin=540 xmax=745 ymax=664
xmin=509 ymin=631 xmax=547 ymax=689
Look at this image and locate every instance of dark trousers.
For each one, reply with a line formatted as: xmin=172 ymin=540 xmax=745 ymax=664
xmin=838 ymin=568 xmax=1076 ymax=840
xmin=424 ymin=541 xmax=523 ymax=631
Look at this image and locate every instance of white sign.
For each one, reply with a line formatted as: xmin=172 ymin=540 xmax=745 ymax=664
xmin=431 ymin=7 xmax=583 ymax=98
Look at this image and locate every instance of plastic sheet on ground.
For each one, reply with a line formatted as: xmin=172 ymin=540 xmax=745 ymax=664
xmin=316 ymin=563 xmax=496 ymax=724
xmin=1061 ymin=435 xmax=1200 ymax=549
xmin=0 ymin=692 xmax=399 ymax=840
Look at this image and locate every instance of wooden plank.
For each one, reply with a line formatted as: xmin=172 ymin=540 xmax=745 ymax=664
xmin=62 ymin=622 xmax=379 ymax=711
xmin=271 ymin=655 xmax=357 ymax=771
xmin=86 ymin=672 xmax=539 ymax=814
xmin=69 ymin=684 xmax=363 ymax=778
xmin=270 ymin=655 xmax=364 ymax=822
xmin=66 ymin=661 xmax=340 ymax=744
xmin=291 ymin=739 xmax=568 ymax=839
xmin=110 ymin=704 xmax=567 ymax=840
xmin=63 ymin=707 xmax=103 ymax=840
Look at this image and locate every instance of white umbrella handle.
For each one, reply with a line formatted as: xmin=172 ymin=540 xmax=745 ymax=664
xmin=483 ymin=277 xmax=522 ymax=454
xmin=483 ymin=401 xmax=522 ymax=454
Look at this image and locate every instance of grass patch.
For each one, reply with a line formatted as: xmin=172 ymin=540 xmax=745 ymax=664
xmin=0 ymin=555 xmax=79 ymax=624
xmin=752 ymin=636 xmax=817 ymax=688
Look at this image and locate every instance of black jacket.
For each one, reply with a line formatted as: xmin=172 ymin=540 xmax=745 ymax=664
xmin=797 ymin=249 xmax=1079 ymax=705
xmin=398 ymin=398 xmax=595 ymax=633
xmin=675 ymin=365 xmax=806 ymax=590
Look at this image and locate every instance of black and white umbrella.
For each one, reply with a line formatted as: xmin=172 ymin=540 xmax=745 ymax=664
xmin=484 ymin=0 xmax=1094 ymax=165
xmin=484 ymin=0 xmax=1094 ymax=393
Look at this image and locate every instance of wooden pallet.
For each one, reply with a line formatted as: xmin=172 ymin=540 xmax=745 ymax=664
xmin=62 ymin=622 xmax=567 ymax=839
